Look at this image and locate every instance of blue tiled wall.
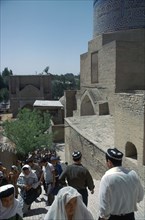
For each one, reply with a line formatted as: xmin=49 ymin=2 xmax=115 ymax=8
xmin=93 ymin=0 xmax=145 ymax=37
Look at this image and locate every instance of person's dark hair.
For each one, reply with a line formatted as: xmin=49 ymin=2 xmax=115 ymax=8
xmin=22 ymin=167 xmax=29 ymax=171
xmin=106 ymin=154 xmax=122 ymax=166
xmin=26 ymin=158 xmax=33 ymax=164
xmin=73 ymin=157 xmax=81 ymax=162
xmin=0 ymin=184 xmax=14 ymax=198
xmin=40 ymin=157 xmax=47 ymax=163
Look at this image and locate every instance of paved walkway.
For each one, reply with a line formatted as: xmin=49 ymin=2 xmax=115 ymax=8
xmin=23 ymin=144 xmax=145 ymax=220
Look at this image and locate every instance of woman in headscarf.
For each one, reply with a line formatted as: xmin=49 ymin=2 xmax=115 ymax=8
xmin=44 ymin=186 xmax=94 ymax=220
xmin=17 ymin=164 xmax=40 ymax=216
xmin=0 ymin=184 xmax=23 ymax=220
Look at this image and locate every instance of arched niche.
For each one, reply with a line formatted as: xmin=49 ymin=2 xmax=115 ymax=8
xmin=21 ymin=104 xmax=33 ymax=110
xmin=80 ymin=95 xmax=95 ymax=116
xmin=125 ymin=142 xmax=137 ymax=160
xmin=20 ymin=85 xmax=40 ymax=98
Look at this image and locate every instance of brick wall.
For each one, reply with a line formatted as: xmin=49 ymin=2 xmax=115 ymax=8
xmin=65 ymin=113 xmax=145 ymax=183
xmin=114 ymin=92 xmax=145 ymax=182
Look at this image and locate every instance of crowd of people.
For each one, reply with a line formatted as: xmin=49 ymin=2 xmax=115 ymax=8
xmin=0 ymin=149 xmax=66 ymax=219
xmin=0 ymin=147 xmax=144 ymax=220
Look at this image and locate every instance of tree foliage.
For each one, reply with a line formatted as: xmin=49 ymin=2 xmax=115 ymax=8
xmin=51 ymin=73 xmax=80 ymax=99
xmin=0 ymin=67 xmax=13 ymax=102
xmin=2 ymin=67 xmax=13 ymax=88
xmin=0 ymin=88 xmax=9 ymax=103
xmin=2 ymin=108 xmax=53 ymax=156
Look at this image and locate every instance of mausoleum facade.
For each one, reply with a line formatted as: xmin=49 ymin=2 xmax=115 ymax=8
xmin=64 ymin=0 xmax=145 ymax=181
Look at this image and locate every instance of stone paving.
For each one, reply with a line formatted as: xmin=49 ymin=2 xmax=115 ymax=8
xmin=23 ymin=144 xmax=145 ymax=220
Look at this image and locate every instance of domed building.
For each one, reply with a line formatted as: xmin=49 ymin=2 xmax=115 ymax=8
xmin=93 ymin=0 xmax=145 ymax=36
xmin=64 ymin=0 xmax=145 ymax=182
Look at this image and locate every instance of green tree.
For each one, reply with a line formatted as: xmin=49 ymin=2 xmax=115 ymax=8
xmin=0 ymin=68 xmax=13 ymax=102
xmin=2 ymin=108 xmax=53 ymax=156
xmin=0 ymin=74 xmax=4 ymax=89
xmin=0 ymin=88 xmax=9 ymax=103
xmin=43 ymin=66 xmax=50 ymax=74
xmin=2 ymin=67 xmax=13 ymax=88
xmin=52 ymin=80 xmax=64 ymax=99
xmin=51 ymin=73 xmax=80 ymax=99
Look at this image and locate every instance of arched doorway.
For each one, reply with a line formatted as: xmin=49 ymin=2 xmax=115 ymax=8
xmin=81 ymin=95 xmax=95 ymax=116
xmin=125 ymin=142 xmax=137 ymax=160
xmin=22 ymin=104 xmax=33 ymax=111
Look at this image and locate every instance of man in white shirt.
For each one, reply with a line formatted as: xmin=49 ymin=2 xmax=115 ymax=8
xmin=40 ymin=157 xmax=55 ymax=206
xmin=98 ymin=148 xmax=144 ymax=220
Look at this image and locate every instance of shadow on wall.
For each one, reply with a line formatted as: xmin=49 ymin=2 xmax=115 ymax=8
xmin=81 ymin=95 xmax=95 ymax=116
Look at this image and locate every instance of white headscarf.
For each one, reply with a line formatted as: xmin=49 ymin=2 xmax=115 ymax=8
xmin=0 ymin=184 xmax=22 ymax=219
xmin=21 ymin=164 xmax=35 ymax=178
xmin=44 ymin=186 xmax=94 ymax=220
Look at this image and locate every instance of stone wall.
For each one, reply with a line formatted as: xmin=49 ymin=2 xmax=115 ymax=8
xmin=115 ymin=92 xmax=145 ymax=162
xmin=64 ymin=90 xmax=77 ymax=117
xmin=98 ymin=40 xmax=116 ymax=87
xmin=80 ymin=52 xmax=91 ymax=89
xmin=114 ymin=92 xmax=145 ymax=182
xmin=65 ymin=116 xmax=145 ymax=183
xmin=0 ymin=149 xmax=17 ymax=171
xmin=65 ymin=119 xmax=107 ymax=180
xmin=52 ymin=124 xmax=64 ymax=143
xmin=116 ymin=41 xmax=145 ymax=92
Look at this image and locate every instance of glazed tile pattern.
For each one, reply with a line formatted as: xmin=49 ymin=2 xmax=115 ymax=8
xmin=93 ymin=0 xmax=145 ymax=37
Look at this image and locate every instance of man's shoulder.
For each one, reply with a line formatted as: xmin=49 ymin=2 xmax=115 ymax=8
xmin=68 ymin=163 xmax=89 ymax=171
xmin=46 ymin=162 xmax=55 ymax=170
xmin=65 ymin=164 xmax=77 ymax=170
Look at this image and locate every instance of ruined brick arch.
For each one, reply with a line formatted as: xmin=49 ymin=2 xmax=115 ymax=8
xmin=125 ymin=142 xmax=137 ymax=160
xmin=80 ymin=92 xmax=95 ymax=116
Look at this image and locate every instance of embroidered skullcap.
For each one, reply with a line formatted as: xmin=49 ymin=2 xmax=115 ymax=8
xmin=72 ymin=151 xmax=82 ymax=160
xmin=107 ymin=148 xmax=123 ymax=161
xmin=11 ymin=165 xmax=18 ymax=171
xmin=0 ymin=184 xmax=14 ymax=198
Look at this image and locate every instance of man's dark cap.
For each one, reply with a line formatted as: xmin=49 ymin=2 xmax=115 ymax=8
xmin=106 ymin=148 xmax=123 ymax=161
xmin=72 ymin=151 xmax=82 ymax=160
xmin=0 ymin=184 xmax=14 ymax=198
xmin=50 ymin=156 xmax=57 ymax=161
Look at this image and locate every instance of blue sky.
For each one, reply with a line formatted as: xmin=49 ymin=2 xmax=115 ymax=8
xmin=1 ymin=0 xmax=94 ymax=75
